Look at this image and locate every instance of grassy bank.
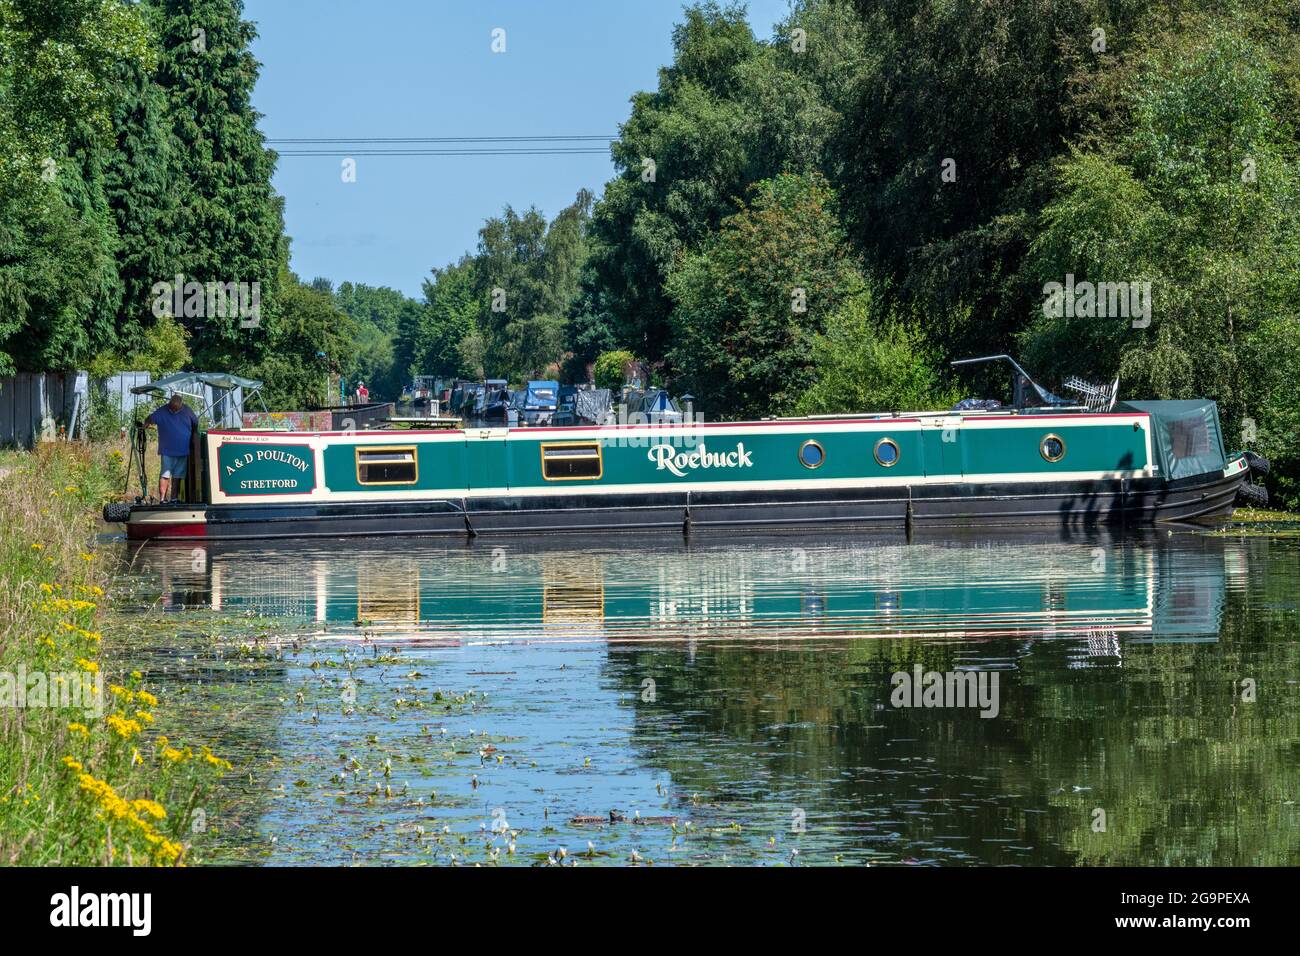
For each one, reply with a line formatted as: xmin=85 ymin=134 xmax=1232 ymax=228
xmin=0 ymin=441 xmax=229 ymax=865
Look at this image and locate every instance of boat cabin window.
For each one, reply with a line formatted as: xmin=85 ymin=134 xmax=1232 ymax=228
xmin=798 ymin=440 xmax=825 ymax=469
xmin=356 ymin=446 xmax=418 ymax=484
xmin=874 ymin=437 xmax=900 ymax=467
xmin=541 ymin=442 xmax=603 ymax=480
xmin=1039 ymin=434 xmax=1066 ymax=463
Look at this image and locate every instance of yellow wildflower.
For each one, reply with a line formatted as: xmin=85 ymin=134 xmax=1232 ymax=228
xmin=76 ymin=773 xmax=183 ymax=866
xmin=67 ymin=722 xmax=90 ymax=738
xmin=131 ymin=799 xmax=166 ymax=821
xmin=74 ymin=658 xmax=98 ymax=674
xmin=61 ymin=756 xmax=83 ymax=772
xmin=106 ymin=715 xmax=143 ymax=740
xmin=137 ymin=690 xmax=158 ymax=708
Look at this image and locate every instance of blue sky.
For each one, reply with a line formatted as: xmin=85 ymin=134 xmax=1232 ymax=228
xmin=245 ymin=0 xmax=794 ymax=298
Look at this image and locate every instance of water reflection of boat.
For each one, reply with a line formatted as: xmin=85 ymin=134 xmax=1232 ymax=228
xmin=125 ymin=530 xmax=1239 ymax=645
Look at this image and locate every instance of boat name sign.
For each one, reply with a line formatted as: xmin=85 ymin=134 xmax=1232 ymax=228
xmin=218 ymin=443 xmax=316 ymax=496
xmin=648 ymin=441 xmax=753 ymax=478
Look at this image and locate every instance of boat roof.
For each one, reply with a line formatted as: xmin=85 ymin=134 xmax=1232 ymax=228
xmin=214 ymin=406 xmax=1147 ymax=437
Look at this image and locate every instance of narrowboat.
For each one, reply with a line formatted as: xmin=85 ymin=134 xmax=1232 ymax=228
xmin=479 ymin=386 xmax=513 ymax=425
xmin=105 ymin=358 xmax=1264 ymax=541
xmin=521 ymin=380 xmax=559 ymax=426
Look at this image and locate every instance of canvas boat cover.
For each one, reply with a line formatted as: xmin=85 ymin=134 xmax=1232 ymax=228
xmin=130 ymin=371 xmax=262 ymax=395
xmin=1122 ymin=399 xmax=1227 ymax=480
xmin=525 ymin=381 xmax=559 ymax=408
xmin=574 ymin=388 xmax=612 ymax=423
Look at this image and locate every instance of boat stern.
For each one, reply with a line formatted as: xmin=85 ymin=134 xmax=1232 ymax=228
xmin=104 ymin=503 xmax=209 ymax=539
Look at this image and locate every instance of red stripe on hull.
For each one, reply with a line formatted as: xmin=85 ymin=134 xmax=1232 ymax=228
xmin=128 ymin=522 xmax=208 ymax=540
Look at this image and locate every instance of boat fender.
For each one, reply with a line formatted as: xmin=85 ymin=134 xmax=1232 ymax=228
xmin=1244 ymin=451 xmax=1270 ymax=478
xmin=1237 ymin=480 xmax=1269 ymax=508
xmin=103 ymin=502 xmax=131 ymax=523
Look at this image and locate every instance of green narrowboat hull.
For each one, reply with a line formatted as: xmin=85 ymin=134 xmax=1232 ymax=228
xmin=115 ymin=407 xmax=1252 ymax=540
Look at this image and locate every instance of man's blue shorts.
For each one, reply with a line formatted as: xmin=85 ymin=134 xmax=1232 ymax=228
xmin=160 ymin=455 xmax=188 ymax=480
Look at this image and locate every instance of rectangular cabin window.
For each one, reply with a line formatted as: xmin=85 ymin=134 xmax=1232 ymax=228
xmin=541 ymin=442 xmax=602 ymax=481
xmin=356 ymin=446 xmax=418 ymax=485
xmin=1169 ymin=416 xmax=1210 ymax=459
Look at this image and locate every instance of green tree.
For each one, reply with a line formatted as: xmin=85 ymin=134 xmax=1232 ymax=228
xmin=593 ymin=350 xmax=636 ymax=391
xmin=0 ymin=0 xmax=154 ymax=373
xmin=248 ymin=274 xmax=357 ymax=410
xmin=0 ymin=177 xmax=119 ymax=372
xmin=330 ymin=282 xmax=419 ymax=400
xmin=101 ymin=51 xmax=184 ymax=360
xmin=472 ymin=190 xmax=592 ymax=380
xmin=398 ymin=257 xmax=479 ymax=384
xmin=0 ymin=0 xmax=154 ymax=180
xmin=666 ymin=173 xmax=865 ymax=419
xmin=146 ymin=0 xmax=286 ymax=369
xmin=797 ymin=292 xmax=958 ymax=415
xmin=590 ymin=1 xmax=769 ymax=361
xmin=1020 ymin=23 xmax=1300 ymax=504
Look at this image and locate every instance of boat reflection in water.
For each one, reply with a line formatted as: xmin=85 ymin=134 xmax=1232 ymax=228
xmin=132 ymin=530 xmax=1239 ymax=650
xmin=122 ymin=530 xmax=1299 ymax=867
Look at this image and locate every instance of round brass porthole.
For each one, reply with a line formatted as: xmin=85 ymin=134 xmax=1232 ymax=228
xmin=798 ymin=439 xmax=826 ymax=469
xmin=1040 ymin=433 xmax=1066 ymax=463
xmin=874 ymin=437 xmax=900 ymax=467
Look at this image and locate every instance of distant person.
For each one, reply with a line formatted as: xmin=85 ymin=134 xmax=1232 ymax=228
xmin=355 ymin=381 xmax=369 ymax=405
xmin=145 ymin=392 xmax=199 ymax=502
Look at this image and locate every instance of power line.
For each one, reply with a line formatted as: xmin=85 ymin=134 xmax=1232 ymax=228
xmin=267 ymin=135 xmax=615 ymax=144
xmin=275 ymin=147 xmax=609 ymax=156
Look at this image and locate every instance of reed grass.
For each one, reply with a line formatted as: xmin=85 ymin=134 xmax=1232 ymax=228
xmin=0 ymin=441 xmax=229 ymax=865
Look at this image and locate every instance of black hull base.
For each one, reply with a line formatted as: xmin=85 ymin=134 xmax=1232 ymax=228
xmin=124 ymin=470 xmax=1247 ymax=541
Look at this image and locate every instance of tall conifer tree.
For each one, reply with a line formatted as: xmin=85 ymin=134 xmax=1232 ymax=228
xmin=146 ymin=0 xmax=285 ymax=368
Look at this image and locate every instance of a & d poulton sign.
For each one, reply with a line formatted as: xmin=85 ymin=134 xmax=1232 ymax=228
xmin=218 ymin=443 xmax=316 ymax=496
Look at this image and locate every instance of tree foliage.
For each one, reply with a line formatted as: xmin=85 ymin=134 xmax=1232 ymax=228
xmin=147 ymin=0 xmax=285 ymax=368
xmin=666 ymin=173 xmax=865 ymax=418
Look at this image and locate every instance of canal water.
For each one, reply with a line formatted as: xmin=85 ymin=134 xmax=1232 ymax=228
xmin=109 ymin=527 xmax=1300 ymax=866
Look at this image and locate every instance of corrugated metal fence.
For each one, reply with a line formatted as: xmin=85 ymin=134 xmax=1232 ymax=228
xmin=0 ymin=372 xmax=87 ymax=446
xmin=0 ymin=371 xmax=244 ymax=447
xmin=99 ymin=372 xmax=154 ymax=418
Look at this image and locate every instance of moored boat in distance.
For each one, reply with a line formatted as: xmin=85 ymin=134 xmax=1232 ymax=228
xmin=106 ymin=357 xmax=1260 ymax=541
